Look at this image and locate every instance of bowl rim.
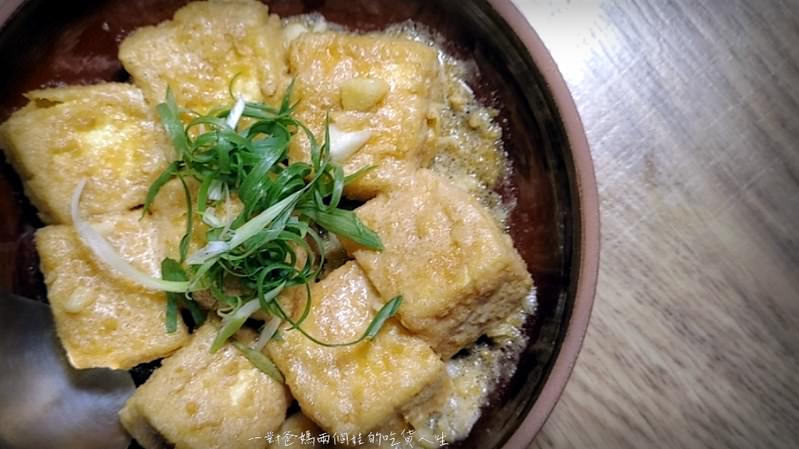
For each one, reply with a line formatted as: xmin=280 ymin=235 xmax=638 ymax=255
xmin=488 ymin=0 xmax=600 ymax=447
xmin=0 ymin=0 xmax=600 ymax=446
xmin=0 ymin=0 xmax=24 ymax=29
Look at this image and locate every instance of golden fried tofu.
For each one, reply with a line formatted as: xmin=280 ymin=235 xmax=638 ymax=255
xmin=0 ymin=84 xmax=170 ymax=224
xmin=120 ymin=322 xmax=289 ymax=449
xmin=266 ymin=413 xmax=324 ymax=449
xmin=119 ymin=0 xmax=287 ymax=113
xmin=342 ymin=171 xmax=533 ymax=358
xmin=267 ymin=262 xmax=444 ymax=435
xmin=287 ymin=31 xmax=442 ymax=199
xmin=35 ymin=211 xmax=188 ymax=370
xmin=357 ymin=415 xmax=418 ymax=449
xmin=146 ymin=178 xmax=210 ymax=261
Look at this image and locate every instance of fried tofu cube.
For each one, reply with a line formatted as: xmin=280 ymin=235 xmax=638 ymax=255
xmin=266 ymin=413 xmax=324 ymax=449
xmin=0 ymin=83 xmax=170 ymax=224
xmin=35 ymin=211 xmax=189 ymax=370
xmin=356 ymin=415 xmax=413 ymax=449
xmin=120 ymin=323 xmax=289 ymax=449
xmin=342 ymin=171 xmax=533 ymax=358
xmin=119 ymin=0 xmax=288 ymax=113
xmin=267 ymin=262 xmax=444 ymax=435
xmin=146 ymin=178 xmax=211 ymax=262
xmin=287 ymin=32 xmax=442 ymax=199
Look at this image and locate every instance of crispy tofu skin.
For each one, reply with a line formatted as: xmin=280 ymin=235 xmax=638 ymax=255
xmin=342 ymin=171 xmax=533 ymax=358
xmin=146 ymin=178 xmax=211 ymax=262
xmin=0 ymin=83 xmax=170 ymax=224
xmin=35 ymin=211 xmax=189 ymax=370
xmin=356 ymin=415 xmax=415 ymax=449
xmin=267 ymin=262 xmax=444 ymax=435
xmin=119 ymin=0 xmax=287 ymax=113
xmin=120 ymin=323 xmax=289 ymax=449
xmin=287 ymin=31 xmax=442 ymax=199
xmin=266 ymin=413 xmax=324 ymax=449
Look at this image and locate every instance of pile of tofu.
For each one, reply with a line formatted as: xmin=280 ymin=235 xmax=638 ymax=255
xmin=0 ymin=1 xmax=532 ymax=448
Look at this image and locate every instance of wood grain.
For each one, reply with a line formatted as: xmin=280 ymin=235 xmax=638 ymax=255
xmin=515 ymin=1 xmax=799 ymax=448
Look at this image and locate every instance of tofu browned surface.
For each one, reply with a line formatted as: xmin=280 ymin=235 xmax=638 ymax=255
xmin=120 ymin=323 xmax=289 ymax=449
xmin=287 ymin=31 xmax=442 ymax=199
xmin=267 ymin=262 xmax=444 ymax=435
xmin=146 ymin=178 xmax=211 ymax=262
xmin=0 ymin=83 xmax=170 ymax=224
xmin=35 ymin=211 xmax=189 ymax=370
xmin=267 ymin=413 xmax=324 ymax=449
xmin=342 ymin=170 xmax=533 ymax=358
xmin=119 ymin=0 xmax=287 ymax=113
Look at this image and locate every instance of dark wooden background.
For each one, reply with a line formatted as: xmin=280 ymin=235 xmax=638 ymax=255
xmin=515 ymin=1 xmax=799 ymax=448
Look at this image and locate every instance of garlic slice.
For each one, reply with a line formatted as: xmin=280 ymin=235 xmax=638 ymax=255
xmin=340 ymin=77 xmax=389 ymax=112
xmin=328 ymin=124 xmax=371 ymax=163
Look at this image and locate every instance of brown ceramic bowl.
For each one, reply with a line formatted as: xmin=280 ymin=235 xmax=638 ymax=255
xmin=0 ymin=1 xmax=599 ymax=448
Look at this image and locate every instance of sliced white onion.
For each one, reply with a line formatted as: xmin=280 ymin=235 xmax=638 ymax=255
xmin=253 ymin=315 xmax=282 ymax=351
xmin=226 ymin=96 xmax=246 ymax=129
xmin=186 ymin=240 xmax=230 ymax=265
xmin=328 ymin=124 xmax=371 ymax=163
xmin=207 ymin=180 xmax=224 ymax=201
xmin=70 ymin=180 xmax=188 ymax=293
xmin=201 ymin=207 xmax=222 ymax=228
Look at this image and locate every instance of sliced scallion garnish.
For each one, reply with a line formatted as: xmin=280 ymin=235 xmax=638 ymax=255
xmin=232 ymin=341 xmax=284 ymax=383
xmin=140 ymin=82 xmax=399 ymax=379
xmin=70 ymin=180 xmax=190 ymax=293
xmin=161 ymin=258 xmax=205 ymax=332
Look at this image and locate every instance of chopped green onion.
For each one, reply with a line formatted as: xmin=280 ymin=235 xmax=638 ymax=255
xmin=273 ymin=296 xmax=403 ymax=347
xmin=186 ymin=240 xmax=229 ymax=266
xmin=165 ymin=294 xmax=178 ymax=333
xmin=142 ymin=160 xmax=180 ymax=216
xmin=157 ymin=87 xmax=190 ymax=158
xmin=227 ymin=189 xmax=303 ymax=249
xmin=210 ymin=282 xmax=284 ymax=353
xmin=254 ymin=316 xmax=282 ymax=351
xmin=161 ymin=258 xmax=206 ymax=331
xmin=232 ymin=341 xmax=284 ymax=383
xmin=176 ymin=175 xmax=193 ymax=263
xmin=210 ymin=299 xmax=261 ymax=353
xmin=298 ymin=207 xmax=383 ymax=250
xmin=144 ymin=83 xmax=397 ymax=355
xmin=363 ymin=296 xmax=403 ymax=340
xmin=162 ymin=259 xmax=182 ymax=333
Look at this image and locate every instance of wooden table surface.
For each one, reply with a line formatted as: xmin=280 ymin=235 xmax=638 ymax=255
xmin=514 ymin=1 xmax=799 ymax=448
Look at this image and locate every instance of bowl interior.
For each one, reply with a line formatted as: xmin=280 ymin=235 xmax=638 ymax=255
xmin=0 ymin=1 xmax=585 ymax=448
